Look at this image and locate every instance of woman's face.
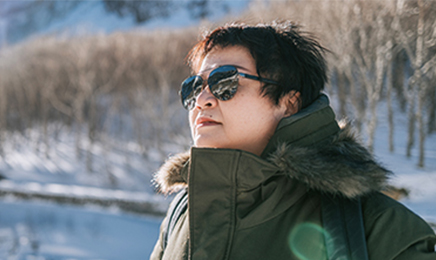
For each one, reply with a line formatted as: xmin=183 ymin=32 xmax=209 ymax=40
xmin=189 ymin=45 xmax=291 ymax=156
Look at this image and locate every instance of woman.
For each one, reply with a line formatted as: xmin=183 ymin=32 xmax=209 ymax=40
xmin=151 ymin=21 xmax=436 ymax=260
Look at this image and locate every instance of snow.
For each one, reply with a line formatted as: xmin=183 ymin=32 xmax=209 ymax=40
xmin=0 ymin=127 xmax=165 ymax=193
xmin=0 ymin=180 xmax=167 ymax=209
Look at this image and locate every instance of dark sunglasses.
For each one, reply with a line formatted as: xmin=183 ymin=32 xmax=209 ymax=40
xmin=180 ymin=65 xmax=279 ymax=110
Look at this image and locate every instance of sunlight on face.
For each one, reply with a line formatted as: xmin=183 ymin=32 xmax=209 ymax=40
xmin=188 ymin=46 xmax=289 ymax=156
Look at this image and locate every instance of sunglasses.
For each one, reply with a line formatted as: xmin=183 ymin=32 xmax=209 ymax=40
xmin=180 ymin=65 xmax=279 ymax=110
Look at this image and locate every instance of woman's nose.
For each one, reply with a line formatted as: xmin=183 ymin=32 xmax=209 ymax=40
xmin=195 ymin=85 xmax=218 ymax=109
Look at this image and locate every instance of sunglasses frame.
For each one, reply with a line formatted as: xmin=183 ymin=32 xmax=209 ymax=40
xmin=180 ymin=65 xmax=279 ymax=110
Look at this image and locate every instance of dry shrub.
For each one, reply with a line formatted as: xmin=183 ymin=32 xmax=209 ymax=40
xmin=0 ymin=28 xmax=199 ymax=162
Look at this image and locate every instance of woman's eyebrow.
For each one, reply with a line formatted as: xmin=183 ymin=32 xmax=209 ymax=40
xmin=198 ymin=64 xmax=250 ymax=75
xmin=232 ymin=64 xmax=248 ymax=70
xmin=232 ymin=64 xmax=253 ymax=74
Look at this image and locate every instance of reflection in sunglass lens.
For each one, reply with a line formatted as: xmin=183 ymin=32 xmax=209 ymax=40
xmin=181 ymin=76 xmax=203 ymax=109
xmin=209 ymin=73 xmax=238 ymax=101
xmin=208 ymin=66 xmax=236 ymax=86
xmin=207 ymin=66 xmax=239 ymax=101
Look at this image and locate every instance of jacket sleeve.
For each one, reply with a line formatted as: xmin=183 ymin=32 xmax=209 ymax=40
xmin=394 ymin=236 xmax=436 ymax=260
xmin=149 ymin=215 xmax=168 ymax=260
xmin=362 ymin=193 xmax=436 ymax=260
xmin=150 ymin=188 xmax=189 ymax=260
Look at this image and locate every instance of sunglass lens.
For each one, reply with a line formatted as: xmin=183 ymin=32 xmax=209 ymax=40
xmin=181 ymin=76 xmax=203 ymax=109
xmin=208 ymin=66 xmax=239 ymax=101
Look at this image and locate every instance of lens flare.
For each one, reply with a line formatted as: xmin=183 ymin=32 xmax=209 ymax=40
xmin=288 ymin=223 xmax=330 ymax=260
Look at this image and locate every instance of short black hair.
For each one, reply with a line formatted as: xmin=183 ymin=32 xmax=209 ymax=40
xmin=187 ymin=21 xmax=328 ymax=109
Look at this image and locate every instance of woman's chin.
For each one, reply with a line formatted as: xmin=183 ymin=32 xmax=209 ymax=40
xmin=193 ymin=136 xmax=223 ymax=149
xmin=193 ymin=143 xmax=219 ymax=149
xmin=193 ymin=140 xmax=227 ymax=149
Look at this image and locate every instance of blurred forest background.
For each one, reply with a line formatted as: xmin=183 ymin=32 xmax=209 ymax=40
xmin=0 ymin=0 xmax=435 ymax=190
xmin=1 ymin=1 xmax=435 ymax=257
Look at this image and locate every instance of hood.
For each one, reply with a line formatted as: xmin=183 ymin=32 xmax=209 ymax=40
xmin=153 ymin=95 xmax=391 ymax=199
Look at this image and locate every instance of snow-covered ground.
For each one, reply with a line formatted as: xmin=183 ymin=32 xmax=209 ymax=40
xmin=0 ymin=127 xmax=169 ymax=193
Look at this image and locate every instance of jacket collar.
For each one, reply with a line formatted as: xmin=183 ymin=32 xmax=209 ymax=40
xmin=153 ymin=95 xmax=391 ymax=198
xmin=261 ymin=94 xmax=340 ymax=158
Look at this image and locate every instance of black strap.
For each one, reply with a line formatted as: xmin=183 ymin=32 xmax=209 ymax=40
xmin=321 ymin=195 xmax=369 ymax=260
xmin=163 ymin=188 xmax=188 ymax=251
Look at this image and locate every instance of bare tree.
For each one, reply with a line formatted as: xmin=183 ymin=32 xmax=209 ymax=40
xmin=393 ymin=0 xmax=436 ymax=166
xmin=337 ymin=2 xmax=393 ymax=153
xmin=386 ymin=42 xmax=395 ymax=152
xmin=429 ymin=81 xmax=436 ymax=134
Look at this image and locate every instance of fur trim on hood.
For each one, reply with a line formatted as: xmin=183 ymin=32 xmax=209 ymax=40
xmin=153 ymin=151 xmax=190 ymax=195
xmin=153 ymin=123 xmax=391 ymax=198
xmin=267 ymin=123 xmax=391 ymax=198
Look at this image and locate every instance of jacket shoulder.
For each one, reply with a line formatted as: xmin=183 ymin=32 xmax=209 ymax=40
xmin=361 ymin=192 xmax=436 ymax=260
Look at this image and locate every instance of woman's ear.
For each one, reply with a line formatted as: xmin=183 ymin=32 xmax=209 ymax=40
xmin=281 ymin=91 xmax=301 ymax=117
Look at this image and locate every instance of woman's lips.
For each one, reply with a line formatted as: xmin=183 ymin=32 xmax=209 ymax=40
xmin=196 ymin=117 xmax=221 ymax=128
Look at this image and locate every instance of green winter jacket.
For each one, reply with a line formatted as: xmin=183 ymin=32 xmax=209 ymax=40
xmin=150 ymin=95 xmax=436 ymax=260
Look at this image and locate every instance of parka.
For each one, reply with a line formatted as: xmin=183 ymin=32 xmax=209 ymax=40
xmin=150 ymin=94 xmax=436 ymax=260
